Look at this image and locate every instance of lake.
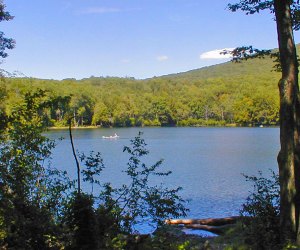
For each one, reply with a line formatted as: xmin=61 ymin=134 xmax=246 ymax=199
xmin=46 ymin=127 xmax=279 ymax=233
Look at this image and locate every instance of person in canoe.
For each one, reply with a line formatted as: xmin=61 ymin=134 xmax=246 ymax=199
xmin=102 ymin=133 xmax=119 ymax=139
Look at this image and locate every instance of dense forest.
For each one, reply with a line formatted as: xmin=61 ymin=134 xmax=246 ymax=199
xmin=0 ymin=48 xmax=283 ymax=128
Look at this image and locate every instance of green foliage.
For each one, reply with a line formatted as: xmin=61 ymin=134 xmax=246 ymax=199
xmin=65 ymin=132 xmax=188 ymax=249
xmin=95 ymin=194 xmax=127 ymax=249
xmin=1 ymin=46 xmax=285 ymax=128
xmin=65 ymin=193 xmax=99 ymax=250
xmin=0 ymin=90 xmax=73 ymax=249
xmin=92 ymin=101 xmax=111 ymax=126
xmin=223 ymin=245 xmax=250 ymax=250
xmin=115 ymin=132 xmax=188 ymax=230
xmin=0 ymin=89 xmax=189 ymax=249
xmin=79 ymin=151 xmax=105 ymax=194
xmin=134 ymin=225 xmax=205 ymax=250
xmin=212 ymin=171 xmax=281 ymax=250
xmin=212 ymin=222 xmax=251 ymax=250
xmin=240 ymin=171 xmax=280 ymax=249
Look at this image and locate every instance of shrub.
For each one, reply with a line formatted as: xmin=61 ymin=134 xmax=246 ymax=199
xmin=0 ymin=90 xmax=72 ymax=249
xmin=241 ymin=170 xmax=280 ymax=249
xmin=66 ymin=132 xmax=188 ymax=249
xmin=65 ymin=193 xmax=99 ymax=250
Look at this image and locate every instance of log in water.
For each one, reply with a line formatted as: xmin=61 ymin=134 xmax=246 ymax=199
xmin=166 ymin=216 xmax=242 ymax=235
xmin=165 ymin=216 xmax=240 ymax=226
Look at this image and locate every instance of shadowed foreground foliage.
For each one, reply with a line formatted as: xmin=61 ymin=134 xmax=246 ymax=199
xmin=0 ymin=91 xmax=189 ymax=249
xmin=210 ymin=171 xmax=282 ymax=250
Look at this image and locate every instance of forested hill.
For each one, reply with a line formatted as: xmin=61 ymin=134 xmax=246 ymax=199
xmin=1 ymin=47 xmax=285 ymax=128
xmin=162 ymin=50 xmax=280 ymax=82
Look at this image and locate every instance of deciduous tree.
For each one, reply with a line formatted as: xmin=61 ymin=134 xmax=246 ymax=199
xmin=229 ymin=0 xmax=300 ymax=244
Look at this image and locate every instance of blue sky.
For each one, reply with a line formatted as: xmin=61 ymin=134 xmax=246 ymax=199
xmin=1 ymin=0 xmax=299 ymax=80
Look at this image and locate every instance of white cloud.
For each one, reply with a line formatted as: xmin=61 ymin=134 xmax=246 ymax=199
xmin=200 ymin=48 xmax=234 ymax=60
xmin=156 ymin=55 xmax=168 ymax=61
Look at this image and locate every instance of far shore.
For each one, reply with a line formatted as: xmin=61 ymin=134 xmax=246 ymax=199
xmin=47 ymin=124 xmax=279 ymax=130
xmin=48 ymin=126 xmax=99 ymax=130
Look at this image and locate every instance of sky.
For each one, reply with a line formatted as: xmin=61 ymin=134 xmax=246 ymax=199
xmin=1 ymin=0 xmax=300 ymax=80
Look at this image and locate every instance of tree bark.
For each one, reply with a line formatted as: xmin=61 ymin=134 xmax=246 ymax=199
xmin=274 ymin=0 xmax=300 ymax=244
xmin=165 ymin=216 xmax=241 ymax=226
xmin=165 ymin=216 xmax=241 ymax=235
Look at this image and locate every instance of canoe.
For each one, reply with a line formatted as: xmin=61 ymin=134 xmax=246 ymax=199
xmin=102 ymin=135 xmax=119 ymax=139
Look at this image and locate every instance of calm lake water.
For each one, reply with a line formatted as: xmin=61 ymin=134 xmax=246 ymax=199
xmin=46 ymin=127 xmax=279 ymax=233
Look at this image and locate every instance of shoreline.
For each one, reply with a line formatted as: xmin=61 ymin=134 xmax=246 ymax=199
xmin=48 ymin=126 xmax=99 ymax=130
xmin=47 ymin=124 xmax=279 ymax=130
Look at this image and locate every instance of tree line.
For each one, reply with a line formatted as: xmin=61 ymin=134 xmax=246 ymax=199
xmin=0 ymin=64 xmax=280 ymax=128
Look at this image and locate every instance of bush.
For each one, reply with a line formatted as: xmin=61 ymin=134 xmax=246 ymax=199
xmin=65 ymin=193 xmax=99 ymax=250
xmin=240 ymin=170 xmax=280 ymax=249
xmin=0 ymin=90 xmax=72 ymax=249
xmin=0 ymin=90 xmax=188 ymax=249
xmin=143 ymin=119 xmax=161 ymax=126
xmin=118 ymin=133 xmax=188 ymax=229
xmin=66 ymin=132 xmax=188 ymax=249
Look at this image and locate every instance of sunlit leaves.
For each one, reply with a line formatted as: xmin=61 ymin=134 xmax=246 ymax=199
xmin=1 ymin=52 xmax=282 ymax=127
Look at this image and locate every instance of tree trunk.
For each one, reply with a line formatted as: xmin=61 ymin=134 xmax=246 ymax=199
xmin=69 ymin=121 xmax=81 ymax=194
xmin=165 ymin=216 xmax=241 ymax=226
xmin=274 ymin=0 xmax=300 ymax=244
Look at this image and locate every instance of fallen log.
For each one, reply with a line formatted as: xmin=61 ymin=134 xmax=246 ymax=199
xmin=182 ymin=224 xmax=235 ymax=235
xmin=165 ymin=216 xmax=241 ymax=226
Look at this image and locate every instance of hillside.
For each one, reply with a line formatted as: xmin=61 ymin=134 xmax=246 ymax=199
xmin=160 ymin=46 xmax=284 ymax=82
xmin=1 ymin=47 xmax=285 ymax=128
xmin=162 ymin=57 xmax=278 ymax=81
